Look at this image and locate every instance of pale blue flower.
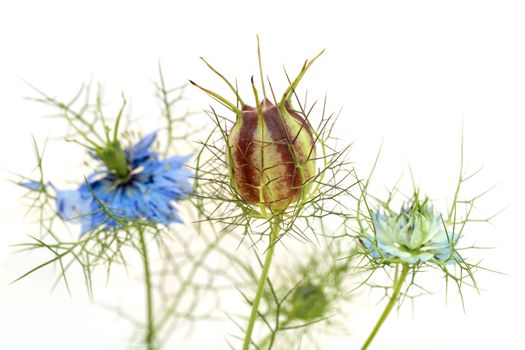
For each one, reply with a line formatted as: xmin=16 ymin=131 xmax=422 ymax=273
xmin=361 ymin=201 xmax=460 ymax=265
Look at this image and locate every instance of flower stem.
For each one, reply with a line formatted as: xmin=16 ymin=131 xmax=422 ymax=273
xmin=360 ymin=263 xmax=409 ymax=350
xmin=139 ymin=229 xmax=156 ymax=350
xmin=242 ymin=216 xmax=281 ymax=350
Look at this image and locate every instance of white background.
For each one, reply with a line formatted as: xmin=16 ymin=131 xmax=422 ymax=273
xmin=1 ymin=1 xmax=524 ymax=349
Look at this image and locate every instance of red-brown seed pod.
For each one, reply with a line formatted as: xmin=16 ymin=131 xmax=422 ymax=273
xmin=228 ymin=98 xmax=316 ymax=211
xmin=191 ymin=49 xmax=323 ymax=212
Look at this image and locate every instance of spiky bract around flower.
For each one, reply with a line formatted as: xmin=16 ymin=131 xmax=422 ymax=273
xmin=353 ymin=148 xmax=495 ymax=350
xmin=191 ymin=48 xmax=328 ymax=217
xmin=250 ymin=239 xmax=355 ymax=349
xmin=191 ymin=47 xmax=356 ymax=240
xmin=352 ymin=137 xmax=495 ymax=315
xmin=13 ymin=72 xmax=226 ymax=350
xmin=55 ymin=132 xmax=192 ymax=234
xmin=14 ymin=74 xmax=197 ymax=288
xmin=212 ymin=239 xmax=352 ymax=350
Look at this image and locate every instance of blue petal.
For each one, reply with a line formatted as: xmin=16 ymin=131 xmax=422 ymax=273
xmin=361 ymin=236 xmax=381 ymax=259
xmin=127 ymin=132 xmax=158 ymax=167
xmin=163 ymin=155 xmax=192 ymax=169
xmin=151 ymin=176 xmax=192 ymax=199
xmin=371 ymin=212 xmax=386 ymax=235
xmin=55 ymin=189 xmax=92 ymax=223
xmin=20 ymin=180 xmax=44 ymax=191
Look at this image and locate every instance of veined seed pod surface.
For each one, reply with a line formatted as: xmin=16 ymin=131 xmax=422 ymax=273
xmin=228 ymin=98 xmax=316 ymax=211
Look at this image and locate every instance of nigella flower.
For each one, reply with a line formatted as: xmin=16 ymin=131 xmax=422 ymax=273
xmin=52 ymin=132 xmax=192 ymax=234
xmin=361 ymin=197 xmax=460 ymax=265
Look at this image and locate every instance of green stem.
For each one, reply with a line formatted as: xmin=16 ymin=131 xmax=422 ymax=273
xmin=242 ymin=217 xmax=281 ymax=350
xmin=360 ymin=263 xmax=409 ymax=350
xmin=139 ymin=229 xmax=155 ymax=350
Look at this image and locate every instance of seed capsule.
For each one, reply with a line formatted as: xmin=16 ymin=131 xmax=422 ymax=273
xmin=192 ymin=49 xmax=323 ymax=212
xmin=228 ymin=98 xmax=316 ymax=211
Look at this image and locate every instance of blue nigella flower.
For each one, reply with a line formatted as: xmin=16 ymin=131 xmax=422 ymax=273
xmin=52 ymin=132 xmax=192 ymax=234
xmin=361 ymin=200 xmax=460 ymax=265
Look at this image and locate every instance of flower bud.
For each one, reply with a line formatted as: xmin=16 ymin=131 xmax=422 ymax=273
xmin=228 ymin=98 xmax=316 ymax=211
